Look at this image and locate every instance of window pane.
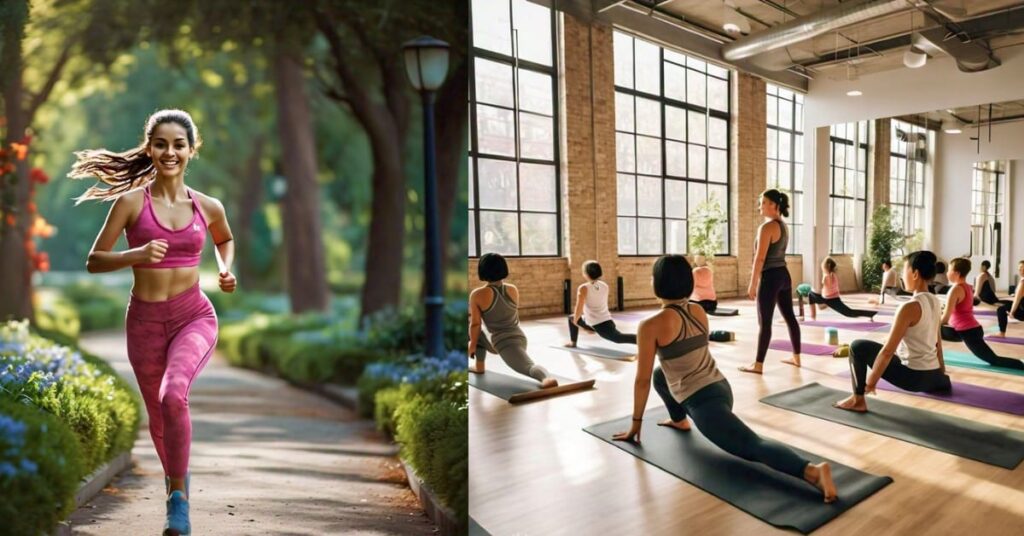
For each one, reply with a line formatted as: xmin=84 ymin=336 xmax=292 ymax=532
xmin=615 ymin=93 xmax=635 ymax=132
xmin=793 ymin=163 xmax=803 ymax=192
xmin=779 ymin=98 xmax=792 ymax=130
xmin=477 ymin=104 xmax=516 ymax=156
xmin=666 ymin=219 xmax=687 ymax=254
xmin=469 ymin=209 xmax=477 ymax=257
xmin=686 ymin=69 xmax=706 ymax=107
xmin=665 ymin=179 xmax=687 ymax=219
xmin=665 ymin=105 xmax=686 ymax=140
xmin=831 ymin=226 xmax=843 ymax=253
xmin=614 ymin=32 xmax=634 ymax=89
xmin=767 ymin=159 xmax=777 ymax=188
xmin=520 ymin=213 xmax=557 ymax=255
xmin=688 ymin=144 xmax=706 ymax=179
xmin=618 ymin=217 xmax=637 ymax=255
xmin=475 ymin=58 xmax=514 ymax=107
xmin=638 ymin=218 xmax=663 ymax=255
xmin=477 ymin=158 xmax=517 ymax=209
xmin=636 ymin=136 xmax=662 ymax=175
xmin=666 ymin=140 xmax=686 ymax=177
xmin=617 ymin=174 xmax=637 ymax=216
xmin=708 ymin=184 xmax=727 ymax=216
xmin=767 ymin=95 xmax=777 ymax=127
xmin=518 ymin=69 xmax=553 ymax=115
xmin=688 ymin=182 xmax=706 ymax=216
xmin=708 ymin=117 xmax=727 ymax=148
xmin=779 ymin=131 xmax=792 ymax=161
xmin=795 ymin=134 xmax=804 ymax=162
xmin=512 ymin=0 xmax=552 ymax=66
xmin=665 ymin=62 xmax=685 ymax=101
xmin=635 ymin=39 xmax=661 ymax=95
xmin=708 ymin=76 xmax=728 ymax=112
xmin=767 ymin=129 xmax=777 ymax=159
xmin=519 ymin=163 xmax=556 ymax=212
xmin=480 ymin=211 xmax=519 ymax=255
xmin=519 ymin=112 xmax=554 ymax=160
xmin=778 ymin=160 xmax=791 ymax=187
xmin=708 ymin=63 xmax=729 ymax=78
xmin=637 ymin=176 xmax=662 ymax=217
xmin=472 ymin=0 xmax=511 ymax=56
xmin=688 ymin=111 xmax=706 ymax=145
xmin=469 ymin=156 xmax=476 ymax=208
xmin=616 ymin=133 xmax=636 ymax=173
xmin=687 ymin=56 xmax=706 ymax=71
xmin=636 ymin=97 xmax=661 ymax=137
xmin=708 ymin=148 xmax=727 ymax=183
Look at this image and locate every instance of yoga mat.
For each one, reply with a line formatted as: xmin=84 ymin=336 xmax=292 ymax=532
xmin=469 ymin=371 xmax=595 ymax=403
xmin=469 ymin=517 xmax=490 ymax=536
xmin=986 ymin=335 xmax=1024 ymax=345
xmin=769 ymin=340 xmax=837 ymax=356
xmin=550 ymin=344 xmax=636 ymax=361
xmin=876 ymin=309 xmax=999 ymax=318
xmin=943 ymin=350 xmax=1024 ymax=377
xmin=802 ymin=320 xmax=890 ymax=332
xmin=708 ymin=307 xmax=740 ymax=316
xmin=584 ymin=407 xmax=893 ymax=534
xmin=835 ymin=371 xmax=1024 ymax=416
xmin=760 ymin=383 xmax=1024 ymax=469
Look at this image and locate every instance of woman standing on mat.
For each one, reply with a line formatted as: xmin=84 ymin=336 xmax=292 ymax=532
xmin=834 ymin=251 xmax=952 ymax=413
xmin=996 ymin=260 xmax=1024 ymax=337
xmin=691 ymin=255 xmax=718 ymax=313
xmin=939 ymin=258 xmax=1024 ymax=370
xmin=612 ymin=255 xmax=837 ymax=503
xmin=564 ymin=260 xmax=636 ymax=348
xmin=973 ymin=260 xmax=1000 ymax=306
xmin=806 ymin=257 xmax=876 ymax=321
xmin=741 ymin=189 xmax=801 ymax=373
xmin=469 ymin=253 xmax=557 ymax=388
xmin=73 ymin=110 xmax=236 ymax=536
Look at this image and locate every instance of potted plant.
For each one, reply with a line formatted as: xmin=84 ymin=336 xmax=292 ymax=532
xmin=862 ymin=205 xmax=906 ymax=292
xmin=688 ymin=195 xmax=726 ymax=264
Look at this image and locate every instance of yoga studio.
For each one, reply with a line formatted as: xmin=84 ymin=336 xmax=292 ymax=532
xmin=467 ymin=1 xmax=1024 ymax=534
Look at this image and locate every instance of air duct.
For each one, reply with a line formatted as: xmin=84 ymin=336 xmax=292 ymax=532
xmin=722 ymin=0 xmax=913 ymax=62
xmin=911 ymin=27 xmax=1000 ymax=72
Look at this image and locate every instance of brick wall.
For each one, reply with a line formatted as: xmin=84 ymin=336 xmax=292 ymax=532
xmin=871 ymin=118 xmax=891 ymax=213
xmin=735 ymin=72 xmax=767 ymax=291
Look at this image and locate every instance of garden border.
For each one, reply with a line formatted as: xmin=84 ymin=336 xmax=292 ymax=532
xmin=53 ymin=450 xmax=133 ymax=536
xmin=401 ymin=457 xmax=462 ymax=536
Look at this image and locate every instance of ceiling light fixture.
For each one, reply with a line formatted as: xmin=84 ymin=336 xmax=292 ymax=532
xmin=722 ymin=1 xmax=750 ymax=36
xmin=847 ymin=89 xmax=863 ymax=96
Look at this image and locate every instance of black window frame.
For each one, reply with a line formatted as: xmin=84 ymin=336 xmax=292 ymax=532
xmin=828 ymin=122 xmax=869 ymax=255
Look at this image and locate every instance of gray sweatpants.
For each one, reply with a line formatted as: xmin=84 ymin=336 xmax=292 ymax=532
xmin=475 ymin=332 xmax=550 ymax=382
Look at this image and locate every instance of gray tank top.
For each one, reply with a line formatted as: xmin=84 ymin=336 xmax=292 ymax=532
xmin=481 ymin=283 xmax=526 ymax=350
xmin=762 ymin=219 xmax=788 ymax=270
xmin=656 ymin=302 xmax=725 ymax=403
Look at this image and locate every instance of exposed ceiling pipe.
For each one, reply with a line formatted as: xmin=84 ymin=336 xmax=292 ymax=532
xmin=722 ymin=0 xmax=915 ymax=61
xmin=911 ymin=26 xmax=1000 ymax=72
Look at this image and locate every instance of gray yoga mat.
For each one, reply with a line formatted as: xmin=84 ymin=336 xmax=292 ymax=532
xmin=550 ymin=344 xmax=636 ymax=361
xmin=469 ymin=517 xmax=490 ymax=536
xmin=761 ymin=383 xmax=1024 ymax=469
xmin=469 ymin=371 xmax=595 ymax=403
xmin=584 ymin=407 xmax=893 ymax=534
xmin=708 ymin=307 xmax=740 ymax=316
xmin=944 ymin=350 xmax=1024 ymax=377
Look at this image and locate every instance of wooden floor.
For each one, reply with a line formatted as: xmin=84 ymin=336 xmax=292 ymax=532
xmin=470 ymin=294 xmax=1024 ymax=535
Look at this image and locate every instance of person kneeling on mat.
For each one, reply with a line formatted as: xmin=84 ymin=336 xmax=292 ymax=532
xmin=835 ymin=250 xmax=952 ymax=413
xmin=939 ymin=258 xmax=1024 ymax=370
xmin=807 ymin=257 xmax=876 ymax=321
xmin=929 ymin=261 xmax=951 ymax=294
xmin=871 ymin=259 xmax=912 ymax=305
xmin=612 ymin=255 xmax=837 ymax=503
xmin=995 ymin=260 xmax=1024 ymax=338
xmin=565 ymin=260 xmax=637 ymax=349
xmin=691 ymin=255 xmax=718 ymax=313
xmin=469 ymin=253 xmax=557 ymax=388
xmin=973 ymin=260 xmax=1000 ymax=306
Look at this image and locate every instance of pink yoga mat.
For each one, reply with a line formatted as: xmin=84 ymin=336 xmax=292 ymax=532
xmin=836 ymin=371 xmax=1024 ymax=416
xmin=985 ymin=335 xmax=1024 ymax=346
xmin=802 ymin=320 xmax=890 ymax=332
xmin=769 ymin=339 xmax=837 ymax=356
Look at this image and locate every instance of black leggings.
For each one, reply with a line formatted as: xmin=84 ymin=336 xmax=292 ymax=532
xmin=756 ymin=267 xmax=801 ymax=363
xmin=997 ymin=301 xmax=1024 ymax=333
xmin=696 ymin=299 xmax=718 ymax=313
xmin=848 ymin=339 xmax=950 ymax=396
xmin=567 ymin=316 xmax=636 ymax=346
xmin=978 ymin=279 xmax=1000 ymax=305
xmin=941 ymin=325 xmax=1024 ymax=370
xmin=652 ymin=371 xmax=809 ymax=479
xmin=807 ymin=292 xmax=876 ymax=318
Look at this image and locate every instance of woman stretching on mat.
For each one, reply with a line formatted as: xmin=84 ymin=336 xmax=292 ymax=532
xmin=691 ymin=255 xmax=718 ymax=313
xmin=939 ymin=258 xmax=1024 ymax=370
xmin=612 ymin=255 xmax=837 ymax=503
xmin=870 ymin=259 xmax=911 ymax=305
xmin=741 ymin=189 xmax=801 ymax=373
xmin=929 ymin=261 xmax=951 ymax=294
xmin=806 ymin=257 xmax=876 ymax=321
xmin=834 ymin=251 xmax=952 ymax=413
xmin=973 ymin=260 xmax=1000 ymax=306
xmin=565 ymin=260 xmax=636 ymax=349
xmin=995 ymin=260 xmax=1024 ymax=337
xmin=469 ymin=253 xmax=557 ymax=388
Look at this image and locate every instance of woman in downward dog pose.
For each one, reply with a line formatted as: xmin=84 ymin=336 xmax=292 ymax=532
xmin=73 ymin=109 xmax=236 ymax=536
xmin=835 ymin=251 xmax=952 ymax=413
xmin=612 ymin=255 xmax=837 ymax=503
xmin=469 ymin=253 xmax=557 ymax=388
xmin=940 ymin=258 xmax=1024 ymax=370
xmin=565 ymin=260 xmax=636 ymax=348
xmin=741 ymin=189 xmax=802 ymax=373
xmin=806 ymin=257 xmax=877 ymax=320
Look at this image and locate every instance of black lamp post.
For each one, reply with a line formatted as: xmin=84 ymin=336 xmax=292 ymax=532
xmin=403 ymin=36 xmax=450 ymax=359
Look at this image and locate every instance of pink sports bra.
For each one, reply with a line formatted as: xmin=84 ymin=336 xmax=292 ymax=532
xmin=125 ymin=186 xmax=207 ymax=269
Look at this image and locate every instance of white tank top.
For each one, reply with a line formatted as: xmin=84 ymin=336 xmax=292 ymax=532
xmin=582 ymin=280 xmax=613 ymax=325
xmin=896 ymin=292 xmax=941 ymax=370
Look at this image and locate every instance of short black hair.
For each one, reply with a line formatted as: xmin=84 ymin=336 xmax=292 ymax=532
xmin=935 ymin=261 xmax=946 ymax=272
xmin=904 ymin=250 xmax=937 ymax=280
xmin=981 ymin=260 xmax=991 ymax=270
xmin=477 ymin=253 xmax=509 ymax=282
xmin=882 ymin=259 xmax=892 ymax=269
xmin=583 ymin=260 xmax=602 ymax=280
xmin=950 ymin=257 xmax=971 ymax=278
xmin=653 ymin=255 xmax=694 ymax=300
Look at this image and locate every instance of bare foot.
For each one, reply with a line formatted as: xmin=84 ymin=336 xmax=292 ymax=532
xmin=657 ymin=418 xmax=691 ymax=431
xmin=806 ymin=462 xmax=838 ymax=503
xmin=999 ymin=332 xmax=1006 ymax=338
xmin=781 ymin=354 xmax=801 ymax=367
xmin=832 ymin=395 xmax=867 ymax=413
xmin=541 ymin=378 xmax=559 ymax=388
xmin=738 ymin=362 xmax=763 ymax=374
xmin=469 ymin=359 xmax=485 ymax=374
xmin=563 ymin=341 xmax=577 ymax=348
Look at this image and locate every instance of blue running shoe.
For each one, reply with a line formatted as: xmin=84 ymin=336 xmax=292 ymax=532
xmin=163 ymin=490 xmax=190 ymax=536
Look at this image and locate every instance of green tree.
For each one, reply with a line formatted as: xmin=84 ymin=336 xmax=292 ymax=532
xmin=862 ymin=205 xmax=905 ymax=292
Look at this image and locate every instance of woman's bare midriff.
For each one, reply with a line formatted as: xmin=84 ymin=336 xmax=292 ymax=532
xmin=131 ymin=266 xmax=201 ymax=302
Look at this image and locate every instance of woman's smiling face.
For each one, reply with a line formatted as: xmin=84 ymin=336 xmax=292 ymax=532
xmin=147 ymin=122 xmax=193 ymax=177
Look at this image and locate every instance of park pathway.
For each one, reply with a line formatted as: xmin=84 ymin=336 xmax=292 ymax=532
xmin=68 ymin=331 xmax=435 ymax=535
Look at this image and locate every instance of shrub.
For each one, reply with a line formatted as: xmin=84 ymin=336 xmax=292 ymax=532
xmin=362 ymin=302 xmax=468 ymax=356
xmin=34 ymin=295 xmax=81 ymax=345
xmin=357 ymin=351 xmax=465 ymax=418
xmin=58 ymin=281 xmax=126 ymax=332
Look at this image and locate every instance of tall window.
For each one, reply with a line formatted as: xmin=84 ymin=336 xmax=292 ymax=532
xmin=469 ymin=0 xmax=559 ymax=257
xmin=889 ymin=120 xmax=927 ymax=244
xmin=613 ymin=31 xmax=731 ymax=256
xmin=972 ymin=161 xmax=1004 ymax=256
xmin=766 ymin=84 xmax=804 ymax=255
xmin=828 ymin=121 xmax=868 ymax=255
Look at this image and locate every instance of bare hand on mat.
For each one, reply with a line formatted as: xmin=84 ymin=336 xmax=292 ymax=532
xmin=612 ymin=420 xmax=642 ymax=443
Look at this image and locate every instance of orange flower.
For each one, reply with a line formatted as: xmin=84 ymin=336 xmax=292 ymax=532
xmin=10 ymin=142 xmax=27 ymax=161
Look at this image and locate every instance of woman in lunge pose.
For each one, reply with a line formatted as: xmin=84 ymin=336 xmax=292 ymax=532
xmin=564 ymin=260 xmax=636 ymax=349
xmin=939 ymin=258 xmax=1023 ymax=370
xmin=805 ymin=257 xmax=877 ymax=320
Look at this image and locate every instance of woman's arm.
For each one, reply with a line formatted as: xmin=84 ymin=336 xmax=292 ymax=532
xmin=613 ymin=317 xmax=659 ymax=442
xmin=973 ymin=275 xmax=983 ymax=298
xmin=747 ymin=223 xmax=772 ymax=299
xmin=865 ymin=302 xmax=918 ymax=391
xmin=202 ymin=196 xmax=236 ymax=293
xmin=940 ymin=285 xmax=961 ymax=326
xmin=86 ymin=195 xmax=164 ymax=273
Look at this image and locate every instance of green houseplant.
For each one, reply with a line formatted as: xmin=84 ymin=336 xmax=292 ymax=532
xmin=688 ymin=196 xmax=726 ymax=263
xmin=862 ymin=205 xmax=906 ymax=292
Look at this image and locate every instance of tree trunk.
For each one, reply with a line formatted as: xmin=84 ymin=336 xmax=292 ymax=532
xmin=0 ymin=63 xmax=33 ymax=321
xmin=272 ymin=51 xmax=329 ymax=313
xmin=236 ymin=135 xmax=264 ymax=287
xmin=359 ymin=120 xmax=406 ymax=319
xmin=432 ymin=57 xmax=468 ymax=280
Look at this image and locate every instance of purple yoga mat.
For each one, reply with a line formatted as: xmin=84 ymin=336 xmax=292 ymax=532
xmin=768 ymin=339 xmax=836 ymax=356
xmin=876 ymin=309 xmax=999 ymax=318
xmin=835 ymin=371 xmax=1024 ymax=416
xmin=985 ymin=335 xmax=1024 ymax=345
xmin=802 ymin=320 xmax=890 ymax=332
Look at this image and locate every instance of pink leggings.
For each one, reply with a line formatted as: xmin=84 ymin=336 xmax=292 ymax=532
xmin=125 ymin=283 xmax=217 ymax=479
